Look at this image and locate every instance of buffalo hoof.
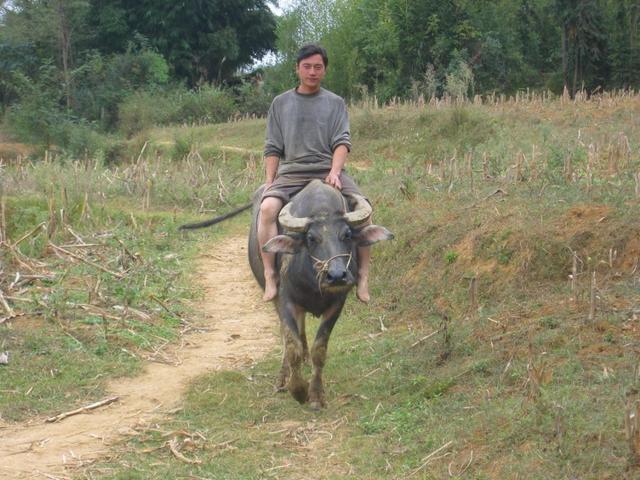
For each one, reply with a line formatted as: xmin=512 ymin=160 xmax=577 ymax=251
xmin=288 ymin=379 xmax=309 ymax=404
xmin=274 ymin=382 xmax=288 ymax=393
xmin=309 ymin=399 xmax=326 ymax=411
xmin=275 ymin=372 xmax=289 ymax=392
xmin=309 ymin=387 xmax=326 ymax=410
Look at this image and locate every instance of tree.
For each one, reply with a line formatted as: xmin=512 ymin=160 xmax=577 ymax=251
xmin=264 ymin=0 xmax=374 ymax=99
xmin=0 ymin=43 xmax=40 ymax=111
xmin=87 ymin=0 xmax=277 ymax=86
xmin=1 ymin=0 xmax=91 ymax=110
xmin=607 ymin=0 xmax=640 ymax=89
xmin=556 ymin=0 xmax=609 ymax=95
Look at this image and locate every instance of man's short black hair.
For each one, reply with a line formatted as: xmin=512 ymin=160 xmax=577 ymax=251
xmin=296 ymin=44 xmax=328 ymax=67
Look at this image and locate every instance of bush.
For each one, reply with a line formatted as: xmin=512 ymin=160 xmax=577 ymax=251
xmin=62 ymin=122 xmax=126 ymax=161
xmin=234 ymin=81 xmax=272 ymax=117
xmin=172 ymin=133 xmax=195 ymax=160
xmin=9 ymin=107 xmax=120 ymax=159
xmin=73 ymin=48 xmax=170 ymax=129
xmin=445 ymin=55 xmax=474 ymax=100
xmin=5 ymin=100 xmax=63 ymax=147
xmin=170 ymin=86 xmax=236 ymax=125
xmin=117 ymin=90 xmax=176 ymax=137
xmin=117 ymin=86 xmax=238 ymax=136
xmin=4 ymin=67 xmax=66 ymax=147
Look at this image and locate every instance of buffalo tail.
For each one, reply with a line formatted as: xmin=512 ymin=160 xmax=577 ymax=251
xmin=179 ymin=203 xmax=252 ymax=230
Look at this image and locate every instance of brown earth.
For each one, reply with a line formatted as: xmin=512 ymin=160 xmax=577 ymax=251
xmin=0 ymin=235 xmax=278 ymax=479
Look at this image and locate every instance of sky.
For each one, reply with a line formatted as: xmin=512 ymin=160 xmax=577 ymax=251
xmin=257 ymin=0 xmax=295 ymax=67
xmin=270 ymin=0 xmax=294 ymax=16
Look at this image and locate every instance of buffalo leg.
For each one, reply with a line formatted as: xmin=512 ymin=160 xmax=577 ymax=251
xmin=300 ymin=313 xmax=309 ymax=364
xmin=281 ymin=302 xmax=308 ymax=404
xmin=275 ymin=324 xmax=289 ymax=392
xmin=276 ymin=307 xmax=307 ymax=391
xmin=309 ymin=302 xmax=344 ymax=409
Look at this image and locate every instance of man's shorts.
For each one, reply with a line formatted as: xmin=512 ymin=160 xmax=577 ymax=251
xmin=261 ymin=170 xmax=365 ymax=204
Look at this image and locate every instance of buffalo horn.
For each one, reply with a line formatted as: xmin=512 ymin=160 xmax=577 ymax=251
xmin=344 ymin=195 xmax=372 ymax=227
xmin=278 ymin=202 xmax=312 ymax=232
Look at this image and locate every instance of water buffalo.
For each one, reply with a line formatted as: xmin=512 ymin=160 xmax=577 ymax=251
xmin=181 ymin=179 xmax=394 ymax=408
xmin=249 ymin=180 xmax=393 ymax=408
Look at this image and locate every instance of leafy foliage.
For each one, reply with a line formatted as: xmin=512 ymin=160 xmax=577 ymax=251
xmin=0 ymin=1 xmax=275 ymax=150
xmin=85 ymin=0 xmax=276 ymax=86
xmin=3 ymin=0 xmax=640 ymax=153
xmin=267 ymin=0 xmax=640 ymax=101
xmin=117 ymin=86 xmax=237 ymax=136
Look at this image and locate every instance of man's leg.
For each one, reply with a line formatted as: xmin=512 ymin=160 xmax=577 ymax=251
xmin=357 ymin=239 xmax=371 ymax=304
xmin=340 ymin=173 xmax=374 ymax=304
xmin=258 ymin=196 xmax=283 ymax=301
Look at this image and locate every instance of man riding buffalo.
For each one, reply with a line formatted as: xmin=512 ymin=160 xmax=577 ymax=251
xmin=181 ymin=44 xmax=393 ymax=408
xmin=250 ymin=179 xmax=392 ymax=408
xmin=258 ymin=44 xmax=374 ymax=303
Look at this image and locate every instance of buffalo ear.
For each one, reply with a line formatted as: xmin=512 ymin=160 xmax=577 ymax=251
xmin=263 ymin=233 xmax=304 ymax=254
xmin=354 ymin=225 xmax=394 ymax=247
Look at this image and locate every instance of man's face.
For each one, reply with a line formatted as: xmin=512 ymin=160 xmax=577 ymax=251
xmin=295 ymin=54 xmax=326 ymax=93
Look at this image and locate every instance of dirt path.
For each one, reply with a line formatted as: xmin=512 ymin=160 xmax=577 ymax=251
xmin=0 ymin=235 xmax=278 ymax=479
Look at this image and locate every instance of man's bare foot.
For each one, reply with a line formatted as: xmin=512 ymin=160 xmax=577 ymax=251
xmin=356 ymin=277 xmax=370 ymax=303
xmin=263 ymin=271 xmax=279 ymax=302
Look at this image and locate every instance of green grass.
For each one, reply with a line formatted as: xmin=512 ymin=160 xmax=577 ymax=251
xmin=87 ymin=297 xmax=635 ymax=478
xmin=2 ymin=92 xmax=640 ymax=478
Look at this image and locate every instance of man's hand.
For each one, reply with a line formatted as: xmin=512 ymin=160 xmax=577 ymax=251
xmin=324 ymin=170 xmax=342 ymax=190
xmin=326 ymin=144 xmax=348 ymax=190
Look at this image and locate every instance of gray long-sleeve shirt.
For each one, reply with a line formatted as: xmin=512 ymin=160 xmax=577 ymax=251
xmin=263 ymin=87 xmax=352 ymax=175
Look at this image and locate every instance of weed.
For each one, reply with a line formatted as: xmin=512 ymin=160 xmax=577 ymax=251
xmin=172 ymin=134 xmax=194 ymax=160
xmin=444 ymin=250 xmax=459 ymax=264
xmin=539 ymin=316 xmax=560 ymax=329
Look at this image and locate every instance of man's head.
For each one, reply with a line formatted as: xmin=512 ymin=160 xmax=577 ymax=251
xmin=296 ymin=44 xmax=328 ymax=68
xmin=295 ymin=44 xmax=328 ymax=94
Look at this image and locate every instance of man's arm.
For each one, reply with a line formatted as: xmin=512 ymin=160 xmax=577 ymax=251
xmin=265 ymin=155 xmax=279 ymax=186
xmin=325 ymin=144 xmax=348 ymax=189
xmin=263 ymin=98 xmax=283 ymax=186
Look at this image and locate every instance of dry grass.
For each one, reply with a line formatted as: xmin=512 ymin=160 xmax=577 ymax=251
xmin=0 ymin=146 xmax=261 ymax=423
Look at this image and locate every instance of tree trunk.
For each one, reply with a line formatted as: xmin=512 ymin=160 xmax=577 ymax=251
xmin=57 ymin=0 xmax=73 ymax=111
xmin=562 ymin=23 xmax=569 ymax=94
xmin=572 ymin=34 xmax=579 ymax=97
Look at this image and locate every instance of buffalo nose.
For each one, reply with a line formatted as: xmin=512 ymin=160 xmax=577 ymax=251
xmin=326 ymin=268 xmax=348 ymax=284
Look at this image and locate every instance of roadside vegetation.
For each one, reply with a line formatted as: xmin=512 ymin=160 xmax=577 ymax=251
xmin=3 ymin=91 xmax=639 ymax=478
xmin=0 ymin=145 xmax=258 ymax=421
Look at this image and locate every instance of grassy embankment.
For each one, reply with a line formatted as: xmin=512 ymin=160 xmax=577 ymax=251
xmin=2 ymin=91 xmax=640 ymax=479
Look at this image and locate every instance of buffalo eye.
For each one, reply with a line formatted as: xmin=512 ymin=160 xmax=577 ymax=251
xmin=306 ymin=233 xmax=318 ymax=246
xmin=341 ymin=228 xmax=353 ymax=241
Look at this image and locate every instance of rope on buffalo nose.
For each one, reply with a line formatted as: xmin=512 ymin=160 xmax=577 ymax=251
xmin=310 ymin=253 xmax=352 ymax=294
